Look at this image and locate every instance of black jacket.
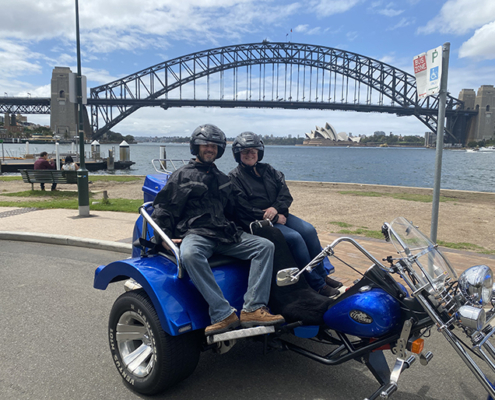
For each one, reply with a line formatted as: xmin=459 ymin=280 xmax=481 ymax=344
xmin=152 ymin=160 xmax=243 ymax=243
xmin=229 ymin=163 xmax=293 ymax=231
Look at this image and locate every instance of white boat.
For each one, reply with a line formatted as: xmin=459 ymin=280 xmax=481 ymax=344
xmin=479 ymin=146 xmax=495 ymax=152
xmin=466 ymin=148 xmax=479 ymax=153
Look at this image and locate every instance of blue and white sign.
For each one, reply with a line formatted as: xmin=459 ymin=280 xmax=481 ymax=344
xmin=430 ymin=66 xmax=439 ymax=82
xmin=413 ymin=45 xmax=443 ymax=99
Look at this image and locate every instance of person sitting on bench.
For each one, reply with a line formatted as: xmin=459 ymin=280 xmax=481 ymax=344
xmin=34 ymin=151 xmax=57 ymax=191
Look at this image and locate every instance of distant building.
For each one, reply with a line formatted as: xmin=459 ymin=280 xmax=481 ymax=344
xmin=305 ymin=122 xmax=361 ymax=143
xmin=50 ymin=67 xmax=91 ymax=140
xmin=50 ymin=67 xmax=78 ymax=138
xmin=458 ymin=85 xmax=495 ymax=142
xmin=425 ymin=131 xmax=436 ymax=147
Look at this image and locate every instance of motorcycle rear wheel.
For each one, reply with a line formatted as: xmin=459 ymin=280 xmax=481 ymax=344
xmin=108 ymin=290 xmax=201 ymax=395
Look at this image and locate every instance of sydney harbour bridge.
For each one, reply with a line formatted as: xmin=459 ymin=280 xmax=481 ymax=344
xmin=0 ymin=42 xmax=477 ymax=143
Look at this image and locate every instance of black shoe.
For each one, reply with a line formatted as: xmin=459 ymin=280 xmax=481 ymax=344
xmin=325 ymin=275 xmax=343 ymax=289
xmin=318 ymin=284 xmax=340 ymax=298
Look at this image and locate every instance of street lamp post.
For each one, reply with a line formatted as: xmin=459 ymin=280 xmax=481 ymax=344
xmin=75 ymin=0 xmax=89 ymax=216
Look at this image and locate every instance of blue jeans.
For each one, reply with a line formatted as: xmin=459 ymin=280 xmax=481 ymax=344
xmin=180 ymin=232 xmax=275 ymax=324
xmin=274 ymin=214 xmax=328 ymax=291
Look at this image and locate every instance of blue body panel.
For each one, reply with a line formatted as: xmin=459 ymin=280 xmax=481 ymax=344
xmin=94 ymin=255 xmax=250 ymax=336
xmin=132 ymin=214 xmax=150 ymax=258
xmin=323 ymin=288 xmax=402 ymax=338
xmin=142 ymin=173 xmax=169 ymax=203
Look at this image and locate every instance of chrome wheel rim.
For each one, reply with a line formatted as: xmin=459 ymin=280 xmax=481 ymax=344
xmin=116 ymin=311 xmax=155 ymax=378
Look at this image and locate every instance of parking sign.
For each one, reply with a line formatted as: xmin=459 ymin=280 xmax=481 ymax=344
xmin=413 ymin=46 xmax=443 ymax=99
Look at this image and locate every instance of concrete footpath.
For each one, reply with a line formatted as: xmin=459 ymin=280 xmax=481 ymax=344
xmin=0 ymin=206 xmax=135 ymax=253
xmin=0 ymin=206 xmax=494 ymax=284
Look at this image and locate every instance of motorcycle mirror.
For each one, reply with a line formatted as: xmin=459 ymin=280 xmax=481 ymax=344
xmin=276 ymin=268 xmax=300 ymax=286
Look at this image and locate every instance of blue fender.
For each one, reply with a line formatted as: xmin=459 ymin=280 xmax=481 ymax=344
xmin=94 ymin=255 xmax=250 ymax=336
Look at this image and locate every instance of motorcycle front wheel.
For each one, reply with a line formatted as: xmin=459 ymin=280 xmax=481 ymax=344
xmin=108 ymin=290 xmax=201 ymax=395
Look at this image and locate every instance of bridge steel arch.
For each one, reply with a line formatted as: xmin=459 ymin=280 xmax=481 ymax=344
xmin=90 ymin=42 xmax=470 ymax=141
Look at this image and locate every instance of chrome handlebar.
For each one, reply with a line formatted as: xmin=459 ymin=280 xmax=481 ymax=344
xmin=293 ymin=236 xmax=391 ymax=282
xmin=139 ymin=202 xmax=182 ymax=277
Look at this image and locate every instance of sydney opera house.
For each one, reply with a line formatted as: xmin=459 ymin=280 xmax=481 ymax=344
xmin=304 ymin=123 xmax=361 ymax=145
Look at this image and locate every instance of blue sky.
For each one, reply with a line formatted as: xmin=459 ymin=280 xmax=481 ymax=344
xmin=1 ymin=0 xmax=495 ymax=137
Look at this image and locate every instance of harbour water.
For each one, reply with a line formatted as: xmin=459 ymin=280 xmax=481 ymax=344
xmin=2 ymin=142 xmax=494 ymax=193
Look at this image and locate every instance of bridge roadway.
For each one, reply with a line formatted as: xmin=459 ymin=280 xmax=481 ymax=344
xmin=0 ymin=96 xmax=463 ymax=116
xmin=0 ymin=96 xmax=50 ymax=114
xmin=1 ymin=206 xmax=494 ymax=399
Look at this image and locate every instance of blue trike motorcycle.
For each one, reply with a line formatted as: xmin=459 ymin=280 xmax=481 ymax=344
xmin=94 ymin=164 xmax=495 ymax=399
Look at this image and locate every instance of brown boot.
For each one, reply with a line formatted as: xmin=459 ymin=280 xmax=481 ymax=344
xmin=205 ymin=312 xmax=240 ymax=336
xmin=240 ymin=307 xmax=285 ymax=328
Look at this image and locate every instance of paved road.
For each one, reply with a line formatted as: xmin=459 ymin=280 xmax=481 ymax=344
xmin=0 ymin=241 xmax=491 ymax=400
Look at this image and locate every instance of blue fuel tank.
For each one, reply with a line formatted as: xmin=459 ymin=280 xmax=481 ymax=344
xmin=323 ymin=288 xmax=402 ymax=338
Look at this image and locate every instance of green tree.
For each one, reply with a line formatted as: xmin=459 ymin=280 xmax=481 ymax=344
xmin=37 ymin=126 xmax=53 ymax=135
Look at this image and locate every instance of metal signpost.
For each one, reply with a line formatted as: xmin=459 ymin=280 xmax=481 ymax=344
xmin=413 ymin=43 xmax=450 ymax=243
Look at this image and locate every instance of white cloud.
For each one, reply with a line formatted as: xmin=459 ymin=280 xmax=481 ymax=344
xmin=368 ymin=1 xmax=404 ymax=17
xmin=387 ymin=17 xmax=415 ymax=31
xmin=379 ymin=54 xmax=396 ymax=65
xmin=417 ymin=0 xmax=495 ymax=61
xmin=310 ymin=0 xmax=362 ymax=17
xmin=0 ymin=1 xmax=74 ymax=41
xmin=459 ymin=21 xmax=495 ymax=60
xmin=377 ymin=8 xmax=404 ymax=17
xmin=82 ymin=68 xmax=121 ymax=86
xmin=346 ymin=31 xmax=358 ymax=41
xmin=0 ymin=0 xmax=301 ymax=55
xmin=0 ymin=39 xmax=44 ymax=78
xmin=307 ymin=27 xmax=322 ymax=35
xmin=17 ymin=84 xmax=51 ymax=98
xmin=293 ymin=25 xmax=330 ymax=36
xmin=417 ymin=0 xmax=495 ymax=35
xmin=443 ymin=65 xmax=495 ymax=99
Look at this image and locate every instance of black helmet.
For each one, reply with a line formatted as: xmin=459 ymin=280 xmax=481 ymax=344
xmin=232 ymin=131 xmax=264 ymax=163
xmin=190 ymin=124 xmax=227 ymax=159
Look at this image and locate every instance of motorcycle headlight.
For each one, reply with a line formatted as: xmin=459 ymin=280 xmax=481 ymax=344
xmin=458 ymin=305 xmax=486 ymax=330
xmin=458 ymin=265 xmax=493 ymax=306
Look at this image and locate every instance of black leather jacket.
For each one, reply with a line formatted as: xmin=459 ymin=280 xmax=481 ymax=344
xmin=229 ymin=163 xmax=293 ymax=231
xmin=152 ymin=160 xmax=243 ymax=243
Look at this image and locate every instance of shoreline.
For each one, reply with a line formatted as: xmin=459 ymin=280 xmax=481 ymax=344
xmin=287 ymin=179 xmax=495 ymax=196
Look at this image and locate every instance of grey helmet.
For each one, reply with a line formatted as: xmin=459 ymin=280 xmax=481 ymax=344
xmin=232 ymin=131 xmax=264 ymax=163
xmin=190 ymin=124 xmax=227 ymax=159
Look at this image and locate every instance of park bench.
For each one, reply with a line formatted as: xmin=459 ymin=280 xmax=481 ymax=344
xmin=19 ymin=169 xmax=78 ymax=190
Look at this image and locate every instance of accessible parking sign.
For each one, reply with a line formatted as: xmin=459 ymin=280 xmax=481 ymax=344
xmin=413 ymin=46 xmax=442 ymax=99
